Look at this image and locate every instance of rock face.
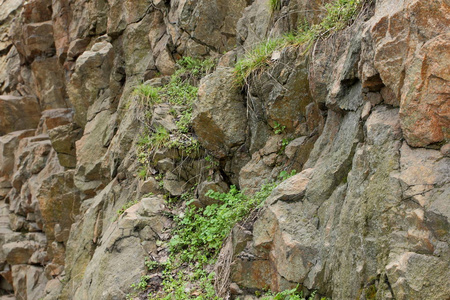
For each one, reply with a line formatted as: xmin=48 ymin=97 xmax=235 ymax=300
xmin=0 ymin=0 xmax=449 ymax=299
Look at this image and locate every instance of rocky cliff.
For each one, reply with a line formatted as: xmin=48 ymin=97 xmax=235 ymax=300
xmin=0 ymin=0 xmax=448 ymax=299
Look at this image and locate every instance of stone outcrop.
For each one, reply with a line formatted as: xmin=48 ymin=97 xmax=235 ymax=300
xmin=0 ymin=0 xmax=448 ymax=299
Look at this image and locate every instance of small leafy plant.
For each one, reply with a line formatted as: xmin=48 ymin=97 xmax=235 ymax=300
xmin=144 ymin=171 xmax=297 ymax=299
xmin=273 ymin=121 xmax=286 ymax=134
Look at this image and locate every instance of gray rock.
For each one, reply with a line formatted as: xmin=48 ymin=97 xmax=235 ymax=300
xmin=192 ymin=68 xmax=247 ymax=158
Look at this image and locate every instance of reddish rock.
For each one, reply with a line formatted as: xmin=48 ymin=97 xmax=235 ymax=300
xmin=36 ymin=109 xmax=74 ymax=134
xmin=399 ymin=34 xmax=450 ymax=147
xmin=371 ymin=0 xmax=450 ymax=147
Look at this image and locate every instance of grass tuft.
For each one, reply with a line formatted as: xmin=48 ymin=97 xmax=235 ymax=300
xmin=234 ymin=0 xmax=364 ymax=86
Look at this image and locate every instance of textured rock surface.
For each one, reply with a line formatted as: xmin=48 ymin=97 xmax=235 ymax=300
xmin=0 ymin=0 xmax=448 ymax=299
xmin=192 ymin=68 xmax=247 ymax=159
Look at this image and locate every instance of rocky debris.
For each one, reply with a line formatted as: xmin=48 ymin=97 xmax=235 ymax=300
xmin=192 ymin=68 xmax=247 ymax=159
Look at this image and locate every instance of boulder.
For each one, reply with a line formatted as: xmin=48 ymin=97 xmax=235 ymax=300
xmin=37 ymin=170 xmax=81 ymax=258
xmin=22 ymin=21 xmax=55 ymax=60
xmin=192 ymin=68 xmax=247 ymax=159
xmin=178 ymin=0 xmax=247 ymax=55
xmin=67 ymin=41 xmax=114 ymax=127
xmin=30 ymin=57 xmax=68 ymax=110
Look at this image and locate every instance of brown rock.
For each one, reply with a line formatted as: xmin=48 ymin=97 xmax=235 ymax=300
xmin=3 ymin=241 xmax=41 ymax=264
xmin=35 ymin=108 xmax=73 ymax=134
xmin=22 ymin=21 xmax=55 ymax=59
xmin=0 ymin=130 xmax=35 ymax=179
xmin=179 ymin=0 xmax=247 ymax=55
xmin=30 ymin=57 xmax=68 ymax=110
xmin=67 ymin=41 xmax=114 ymax=127
xmin=138 ymin=177 xmax=160 ymax=197
xmin=22 ymin=0 xmax=52 ymax=23
xmin=151 ymin=104 xmax=178 ymax=132
xmin=67 ymin=38 xmax=91 ymax=60
xmin=441 ymin=143 xmax=450 ymax=156
xmin=0 ymin=95 xmax=41 ymax=135
xmin=37 ymin=170 xmax=81 ymax=249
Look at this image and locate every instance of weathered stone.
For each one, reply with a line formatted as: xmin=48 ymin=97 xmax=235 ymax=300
xmin=192 ymin=68 xmax=247 ymax=158
xmin=266 ymin=168 xmax=314 ymax=205
xmin=122 ymin=13 xmax=155 ymax=77
xmin=48 ymin=123 xmax=82 ymax=168
xmin=0 ymin=96 xmax=41 ymax=135
xmin=3 ymin=241 xmax=41 ymax=264
xmin=371 ymin=0 xmax=450 ymax=147
xmin=163 ymin=171 xmax=187 ymax=197
xmin=138 ymin=177 xmax=160 ymax=197
xmin=67 ymin=38 xmax=91 ymax=60
xmin=67 ymin=41 xmax=114 ymax=127
xmin=22 ymin=0 xmax=52 ymax=23
xmin=21 ymin=21 xmax=55 ymax=61
xmin=30 ymin=57 xmax=68 ymax=110
xmin=0 ymin=0 xmax=22 ymax=25
xmin=0 ymin=130 xmax=35 ymax=180
xmin=11 ymin=264 xmax=47 ymax=300
xmin=37 ymin=170 xmax=81 ymax=258
xmin=399 ymin=34 xmax=450 ymax=147
xmin=305 ymin=110 xmax=362 ymax=205
xmin=35 ymin=109 xmax=73 ymax=135
xmin=179 ymin=0 xmax=247 ymax=55
xmin=151 ymin=104 xmax=178 ymax=132
xmin=236 ymin=0 xmax=271 ymax=48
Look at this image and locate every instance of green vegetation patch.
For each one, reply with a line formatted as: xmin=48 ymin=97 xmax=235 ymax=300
xmin=135 ymin=57 xmax=215 ymax=179
xmin=130 ymin=171 xmax=297 ymax=299
xmin=234 ymin=0 xmax=364 ymax=85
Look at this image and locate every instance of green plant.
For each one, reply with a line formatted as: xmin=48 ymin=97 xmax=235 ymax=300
xmin=234 ymin=0 xmax=364 ymax=86
xmin=149 ymin=126 xmax=170 ymax=150
xmin=234 ymin=38 xmax=284 ymax=85
xmin=134 ymin=84 xmax=161 ymax=105
xmin=131 ymin=275 xmax=152 ymax=291
xmin=273 ymin=121 xmax=286 ymax=134
xmin=270 ymin=0 xmax=282 ymax=11
xmin=177 ymin=56 xmax=216 ymax=77
xmin=145 ymin=258 xmax=162 ymax=271
xmin=146 ymin=171 xmax=297 ymax=299
xmin=262 ymin=288 xmax=330 ymax=300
